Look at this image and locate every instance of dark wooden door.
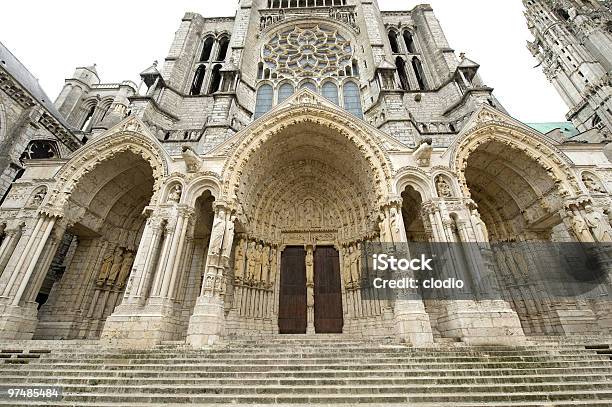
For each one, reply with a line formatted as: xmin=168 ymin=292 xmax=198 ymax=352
xmin=314 ymin=247 xmax=344 ymax=333
xmin=278 ymin=247 xmax=307 ymax=334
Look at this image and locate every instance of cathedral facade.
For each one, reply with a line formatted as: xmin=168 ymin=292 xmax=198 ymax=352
xmin=0 ymin=0 xmax=611 ymax=348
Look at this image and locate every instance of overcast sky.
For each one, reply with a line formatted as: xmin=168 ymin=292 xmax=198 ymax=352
xmin=0 ymin=0 xmax=568 ymax=123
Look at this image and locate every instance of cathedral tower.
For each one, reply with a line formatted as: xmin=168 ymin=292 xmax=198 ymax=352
xmin=524 ymin=0 xmax=612 ymax=135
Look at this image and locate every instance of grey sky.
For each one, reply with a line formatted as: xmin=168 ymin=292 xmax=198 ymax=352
xmin=0 ymin=0 xmax=568 ymax=123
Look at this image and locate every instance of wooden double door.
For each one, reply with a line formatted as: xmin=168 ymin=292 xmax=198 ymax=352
xmin=278 ymin=246 xmax=343 ymax=334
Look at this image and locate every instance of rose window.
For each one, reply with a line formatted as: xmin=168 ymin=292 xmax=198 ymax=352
xmin=262 ymin=24 xmax=353 ymax=79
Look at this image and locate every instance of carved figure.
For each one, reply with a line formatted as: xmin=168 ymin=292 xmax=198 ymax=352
xmin=209 ymin=210 xmax=226 ymax=257
xmin=470 ymin=209 xmax=490 ymax=243
xmin=107 ymin=248 xmax=126 ymax=283
xmin=31 ymin=189 xmax=47 ymax=206
xmin=168 ymin=184 xmax=182 ymax=203
xmin=436 ymin=177 xmax=453 ymax=198
xmin=569 ymin=209 xmax=594 ymax=243
xmin=116 ymin=251 xmax=135 ymax=286
xmin=583 ymin=174 xmax=606 ymax=194
xmin=306 ymin=247 xmax=314 ymax=285
xmin=182 ymin=146 xmax=202 ymax=173
xmin=584 ymin=205 xmax=612 ymax=243
xmin=234 ymin=239 xmax=246 ymax=280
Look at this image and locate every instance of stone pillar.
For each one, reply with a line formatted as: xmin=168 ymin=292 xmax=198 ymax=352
xmin=383 ymin=200 xmax=434 ymax=346
xmin=305 ymin=245 xmax=315 ymax=334
xmin=102 ymin=206 xmax=194 ymax=347
xmin=426 ymin=199 xmax=525 ymax=345
xmin=126 ymin=214 xmax=165 ymax=305
xmin=0 ymin=212 xmax=63 ymax=339
xmin=0 ymin=223 xmax=23 ymax=276
xmin=187 ymin=204 xmax=235 ymax=347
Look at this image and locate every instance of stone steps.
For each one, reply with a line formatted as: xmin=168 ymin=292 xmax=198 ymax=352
xmin=1 ymin=390 xmax=612 ymax=404
xmin=1 ymin=337 xmax=612 ymax=405
xmin=2 ymin=374 xmax=612 ymax=386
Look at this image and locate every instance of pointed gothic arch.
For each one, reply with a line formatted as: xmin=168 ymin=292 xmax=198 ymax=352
xmin=221 ymin=97 xmax=395 ymax=237
xmin=48 ymin=119 xmax=170 ymax=213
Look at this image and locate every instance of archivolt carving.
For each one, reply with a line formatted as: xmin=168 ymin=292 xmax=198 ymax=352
xmin=47 ymin=130 xmax=169 ymax=213
xmin=221 ymin=103 xmax=392 ymax=244
xmin=451 ymin=124 xmax=580 ymax=199
xmin=221 ymin=103 xmax=394 ymax=205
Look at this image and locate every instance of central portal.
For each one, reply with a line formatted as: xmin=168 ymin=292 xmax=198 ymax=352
xmin=278 ymin=246 xmax=343 ymax=334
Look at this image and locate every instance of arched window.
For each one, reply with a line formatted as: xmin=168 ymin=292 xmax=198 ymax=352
xmin=412 ymin=57 xmax=427 ymax=90
xmin=322 ymin=82 xmax=339 ymax=105
xmin=395 ymin=57 xmax=410 ymax=91
xmin=257 ymin=63 xmax=264 ymax=80
xmin=351 ymin=60 xmax=360 ymax=77
xmin=388 ymin=31 xmax=400 ymax=54
xmin=190 ymin=65 xmax=206 ymax=96
xmin=301 ymin=82 xmax=317 ymax=93
xmin=254 ymin=84 xmax=273 ymax=119
xmin=81 ymin=105 xmax=96 ymax=131
xmin=200 ymin=37 xmax=214 ymax=62
xmin=403 ymin=31 xmax=416 ymax=54
xmin=208 ymin=64 xmax=222 ymax=94
xmin=278 ymin=83 xmax=295 ymax=103
xmin=343 ymin=82 xmax=363 ymax=119
xmin=216 ymin=37 xmax=230 ymax=62
xmin=593 ymin=114 xmax=602 ymax=128
xmin=21 ymin=140 xmax=59 ymax=160
xmin=555 ymin=8 xmax=570 ymax=21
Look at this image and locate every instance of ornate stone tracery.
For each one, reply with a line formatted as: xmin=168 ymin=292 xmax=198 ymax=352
xmin=263 ymin=23 xmax=354 ymax=79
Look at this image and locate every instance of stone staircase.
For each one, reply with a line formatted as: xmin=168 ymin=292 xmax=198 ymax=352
xmin=1 ymin=335 xmax=612 ymax=406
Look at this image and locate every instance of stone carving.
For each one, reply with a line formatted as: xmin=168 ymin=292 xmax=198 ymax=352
xmin=584 ymin=205 xmax=612 ymax=242
xmin=582 ymin=174 xmax=607 ymax=194
xmin=167 ymin=184 xmax=182 ymax=203
xmin=413 ymin=138 xmax=433 ymax=167
xmin=116 ymin=251 xmax=135 ymax=287
xmin=30 ymin=188 xmax=47 ymax=207
xmin=305 ymin=247 xmax=314 ymax=286
xmin=470 ymin=208 xmax=490 ymax=243
xmin=436 ymin=177 xmax=453 ymax=198
xmin=569 ymin=209 xmax=594 ymax=243
xmin=234 ymin=238 xmax=247 ymax=281
xmin=262 ymin=24 xmax=354 ymax=79
xmin=182 ymin=146 xmax=202 ymax=173
xmin=209 ymin=209 xmax=227 ymax=258
xmin=98 ymin=247 xmax=124 ymax=286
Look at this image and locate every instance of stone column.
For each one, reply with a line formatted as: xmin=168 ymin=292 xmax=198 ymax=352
xmin=187 ymin=204 xmax=235 ymax=347
xmin=102 ymin=206 xmax=194 ymax=346
xmin=305 ymin=245 xmax=315 ymax=334
xmin=429 ymin=200 xmax=525 ymax=345
xmin=0 ymin=212 xmax=63 ymax=340
xmin=383 ymin=201 xmax=434 ymax=346
xmin=127 ymin=214 xmax=165 ymax=305
xmin=0 ymin=223 xmax=23 ymax=277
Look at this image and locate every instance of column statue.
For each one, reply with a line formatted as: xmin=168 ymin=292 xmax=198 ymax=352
xmin=261 ymin=244 xmax=271 ymax=284
xmin=584 ymin=205 xmax=612 ymax=243
xmin=208 ymin=208 xmax=226 ymax=258
xmin=97 ymin=247 xmax=118 ymax=286
xmin=246 ymin=240 xmax=257 ymax=282
xmin=305 ymin=247 xmax=314 ymax=286
xmin=569 ymin=209 xmax=595 ymax=243
xmin=167 ymin=184 xmax=182 ymax=203
xmin=234 ymin=238 xmax=246 ymax=282
xmin=107 ymin=248 xmax=126 ymax=285
xmin=116 ymin=251 xmax=135 ymax=288
xmin=470 ymin=208 xmax=490 ymax=244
